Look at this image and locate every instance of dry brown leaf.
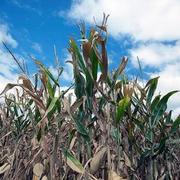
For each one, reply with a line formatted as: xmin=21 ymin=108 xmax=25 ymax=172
xmin=109 ymin=170 xmax=127 ymax=180
xmin=63 ymin=148 xmax=84 ymax=174
xmin=123 ymin=151 xmax=131 ymax=168
xmin=123 ymin=151 xmax=135 ymax=172
xmin=0 ymin=83 xmax=17 ymax=96
xmin=70 ymin=97 xmax=84 ymax=113
xmin=63 ymin=97 xmax=71 ymax=114
xmin=82 ymin=41 xmax=91 ymax=64
xmin=90 ymin=146 xmax=107 ymax=174
xmin=0 ymin=163 xmax=10 ymax=174
xmin=66 ymin=158 xmax=84 ymax=174
xmin=69 ymin=136 xmax=77 ymax=150
xmin=123 ymin=84 xmax=134 ymax=98
xmin=33 ymin=163 xmax=44 ymax=177
xmin=18 ymin=75 xmax=34 ymax=92
xmin=31 ymin=137 xmax=40 ymax=150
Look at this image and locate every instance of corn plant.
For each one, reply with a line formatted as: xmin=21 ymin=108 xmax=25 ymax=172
xmin=0 ymin=15 xmax=180 ymax=180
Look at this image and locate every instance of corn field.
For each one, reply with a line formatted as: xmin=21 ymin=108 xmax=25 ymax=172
xmin=0 ymin=16 xmax=180 ymax=180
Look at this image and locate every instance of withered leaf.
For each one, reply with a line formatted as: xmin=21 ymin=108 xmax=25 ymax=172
xmin=90 ymin=146 xmax=107 ymax=174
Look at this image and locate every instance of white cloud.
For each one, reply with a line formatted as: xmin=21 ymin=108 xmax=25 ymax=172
xmin=61 ymin=62 xmax=73 ymax=82
xmin=0 ymin=23 xmax=18 ymax=94
xmin=32 ymin=42 xmax=42 ymax=53
xmin=0 ymin=24 xmax=18 ymax=48
xmin=67 ymin=0 xmax=180 ymax=41
xmin=130 ymin=41 xmax=180 ymax=67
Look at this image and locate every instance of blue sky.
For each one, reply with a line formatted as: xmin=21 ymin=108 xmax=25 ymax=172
xmin=0 ymin=0 xmax=180 ymax=117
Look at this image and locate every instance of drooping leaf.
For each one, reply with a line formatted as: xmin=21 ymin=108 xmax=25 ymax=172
xmin=0 ymin=83 xmax=18 ymax=96
xmin=19 ymin=75 xmax=34 ymax=92
xmin=62 ymin=148 xmax=84 ymax=174
xmin=34 ymin=59 xmax=59 ymax=87
xmin=151 ymin=91 xmax=178 ymax=127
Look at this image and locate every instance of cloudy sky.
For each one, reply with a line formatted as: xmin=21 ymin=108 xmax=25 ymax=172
xmin=0 ymin=0 xmax=180 ymax=117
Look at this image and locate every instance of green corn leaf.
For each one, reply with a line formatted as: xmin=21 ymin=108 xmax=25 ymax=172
xmin=74 ymin=117 xmax=89 ymax=140
xmin=13 ymin=104 xmax=19 ymax=117
xmin=34 ymin=108 xmax=41 ymax=124
xmin=46 ymin=96 xmax=59 ymax=114
xmin=145 ymin=77 xmax=159 ymax=104
xmin=46 ymin=78 xmax=54 ymax=98
xmin=170 ymin=115 xmax=180 ymax=134
xmin=151 ymin=91 xmax=178 ymax=127
xmin=37 ymin=127 xmax=42 ymax=141
xmin=45 ymin=68 xmax=59 ymax=87
xmin=42 ymin=96 xmax=59 ymax=121
xmin=74 ymin=72 xmax=85 ymax=99
xmin=47 ymin=98 xmax=59 ymax=120
xmin=154 ymin=137 xmax=168 ymax=156
xmin=56 ymin=98 xmax=61 ymax=113
xmin=150 ymin=94 xmax=161 ymax=112
xmin=86 ymin=75 xmax=93 ymax=97
xmin=89 ymin=48 xmax=98 ymax=81
xmin=116 ymin=96 xmax=130 ymax=123
xmin=70 ymin=39 xmax=93 ymax=98
xmin=165 ymin=110 xmax=172 ymax=124
xmin=69 ymin=39 xmax=86 ymax=74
